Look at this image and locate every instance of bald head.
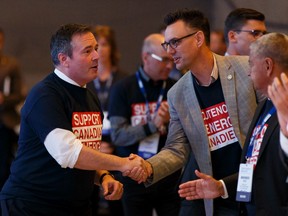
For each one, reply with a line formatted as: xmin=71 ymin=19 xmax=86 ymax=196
xmin=248 ymin=32 xmax=288 ymax=96
xmin=142 ymin=33 xmax=165 ymax=54
xmin=141 ymin=33 xmax=173 ymax=81
xmin=250 ymin=33 xmax=288 ymax=71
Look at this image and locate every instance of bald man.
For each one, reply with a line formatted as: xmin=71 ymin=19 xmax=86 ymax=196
xmin=108 ymin=33 xmax=181 ymax=216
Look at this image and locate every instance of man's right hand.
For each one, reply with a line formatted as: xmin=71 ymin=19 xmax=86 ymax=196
xmin=122 ymin=154 xmax=153 ymax=183
xmin=178 ymin=170 xmax=224 ymax=200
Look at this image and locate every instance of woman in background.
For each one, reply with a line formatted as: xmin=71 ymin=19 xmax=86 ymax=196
xmin=87 ymin=25 xmax=126 ymax=216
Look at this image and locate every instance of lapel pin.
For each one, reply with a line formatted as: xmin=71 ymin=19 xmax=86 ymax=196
xmin=227 ymin=74 xmax=233 ymax=80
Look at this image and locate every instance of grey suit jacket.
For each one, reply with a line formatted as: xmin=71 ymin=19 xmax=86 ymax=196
xmin=147 ymin=54 xmax=263 ymax=216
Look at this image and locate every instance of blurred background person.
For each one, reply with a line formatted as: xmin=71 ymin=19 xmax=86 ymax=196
xmin=108 ymin=33 xmax=181 ymax=216
xmin=87 ymin=25 xmax=126 ymax=216
xmin=0 ymin=27 xmax=25 ymax=198
xmin=224 ymin=8 xmax=266 ymax=56
xmin=209 ymin=30 xmax=226 ymax=55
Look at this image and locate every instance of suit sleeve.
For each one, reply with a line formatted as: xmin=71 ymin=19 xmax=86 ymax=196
xmin=146 ymin=89 xmax=190 ymax=185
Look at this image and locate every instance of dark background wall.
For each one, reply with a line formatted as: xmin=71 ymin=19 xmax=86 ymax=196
xmin=0 ymin=0 xmax=287 ymax=91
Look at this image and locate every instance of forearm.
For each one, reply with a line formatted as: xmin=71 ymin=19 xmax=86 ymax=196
xmin=75 ymin=145 xmax=129 ymax=172
xmin=45 ymin=128 xmax=129 ymax=171
xmin=146 ymin=147 xmax=188 ymax=185
xmin=146 ymin=113 xmax=190 ymax=184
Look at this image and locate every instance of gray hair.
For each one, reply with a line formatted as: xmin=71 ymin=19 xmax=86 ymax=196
xmin=250 ymin=32 xmax=288 ymax=70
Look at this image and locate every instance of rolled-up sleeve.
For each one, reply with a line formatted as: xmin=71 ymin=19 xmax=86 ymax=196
xmin=44 ymin=128 xmax=83 ymax=168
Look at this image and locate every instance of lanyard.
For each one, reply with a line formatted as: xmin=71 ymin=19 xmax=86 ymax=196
xmin=93 ymin=74 xmax=113 ymax=109
xmin=246 ymin=105 xmax=276 ymax=159
xmin=136 ymin=71 xmax=166 ymax=121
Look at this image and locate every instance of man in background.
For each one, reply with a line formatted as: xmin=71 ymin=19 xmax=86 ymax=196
xmin=224 ymin=8 xmax=266 ymax=56
xmin=209 ymin=30 xmax=226 ymax=55
xmin=109 ymin=33 xmax=181 ymax=216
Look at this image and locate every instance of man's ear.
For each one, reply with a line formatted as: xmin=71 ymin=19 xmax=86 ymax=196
xmin=195 ymin=31 xmax=204 ymax=47
xmin=265 ymin=57 xmax=274 ymax=77
xmin=228 ymin=31 xmax=237 ymax=43
xmin=58 ymin=53 xmax=69 ymax=67
xmin=142 ymin=52 xmax=149 ymax=64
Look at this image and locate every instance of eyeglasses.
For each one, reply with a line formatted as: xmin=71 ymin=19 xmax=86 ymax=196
xmin=148 ymin=52 xmax=174 ymax=64
xmin=161 ymin=31 xmax=198 ymax=51
xmin=234 ymin=29 xmax=267 ymax=38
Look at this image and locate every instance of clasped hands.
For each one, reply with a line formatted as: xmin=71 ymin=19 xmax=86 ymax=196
xmin=98 ymin=154 xmax=152 ymax=200
xmin=122 ymin=153 xmax=153 ymax=184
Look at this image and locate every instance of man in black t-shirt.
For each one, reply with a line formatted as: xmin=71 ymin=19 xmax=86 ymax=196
xmin=109 ymin=33 xmax=181 ymax=216
xmin=0 ymin=24 xmax=148 ymax=216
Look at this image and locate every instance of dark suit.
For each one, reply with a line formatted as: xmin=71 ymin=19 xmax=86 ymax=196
xmin=238 ymin=99 xmax=288 ymax=215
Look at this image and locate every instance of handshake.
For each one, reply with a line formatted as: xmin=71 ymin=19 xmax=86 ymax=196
xmin=121 ymin=153 xmax=153 ymax=184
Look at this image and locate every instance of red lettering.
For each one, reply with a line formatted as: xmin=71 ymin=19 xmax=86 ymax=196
xmin=72 ymin=112 xmax=102 ymax=126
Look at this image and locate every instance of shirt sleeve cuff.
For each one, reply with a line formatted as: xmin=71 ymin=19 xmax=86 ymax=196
xmin=219 ymin=179 xmax=229 ymax=199
xmin=44 ymin=128 xmax=83 ymax=168
xmin=280 ymin=131 xmax=288 ymax=157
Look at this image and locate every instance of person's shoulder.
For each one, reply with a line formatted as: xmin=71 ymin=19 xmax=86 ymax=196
xmin=168 ymin=71 xmax=191 ymax=94
xmin=112 ymin=69 xmax=129 ymax=83
xmin=28 ymin=73 xmax=60 ymax=96
xmin=221 ymin=54 xmax=249 ymax=65
xmin=109 ymin=73 xmax=137 ymax=98
xmin=1 ymin=55 xmax=19 ymax=63
xmin=0 ymin=55 xmax=20 ymax=69
xmin=215 ymin=54 xmax=249 ymax=72
xmin=166 ymin=77 xmax=177 ymax=87
xmin=113 ymin=72 xmax=136 ymax=87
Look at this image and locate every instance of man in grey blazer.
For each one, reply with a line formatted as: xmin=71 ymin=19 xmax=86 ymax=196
xmin=178 ymin=32 xmax=288 ymax=215
xmin=128 ymin=9 xmax=264 ymax=216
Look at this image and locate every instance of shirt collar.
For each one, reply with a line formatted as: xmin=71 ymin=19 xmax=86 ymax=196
xmin=211 ymin=54 xmax=218 ymax=82
xmin=54 ymin=68 xmax=86 ymax=88
xmin=197 ymin=54 xmax=218 ymax=87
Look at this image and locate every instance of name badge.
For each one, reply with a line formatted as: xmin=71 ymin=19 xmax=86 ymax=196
xmin=138 ymin=133 xmax=160 ymax=159
xmin=102 ymin=111 xmax=111 ymax=135
xmin=236 ymin=163 xmax=254 ymax=202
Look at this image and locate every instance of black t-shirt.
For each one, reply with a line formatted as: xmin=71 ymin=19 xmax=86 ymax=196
xmin=108 ymin=68 xmax=175 ymax=157
xmin=193 ymin=77 xmax=242 ymax=180
xmin=0 ymin=73 xmax=103 ymax=211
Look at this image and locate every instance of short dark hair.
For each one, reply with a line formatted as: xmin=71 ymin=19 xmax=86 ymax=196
xmin=163 ymin=9 xmax=210 ymax=45
xmin=224 ymin=8 xmax=265 ymax=42
xmin=50 ymin=23 xmax=92 ymax=66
